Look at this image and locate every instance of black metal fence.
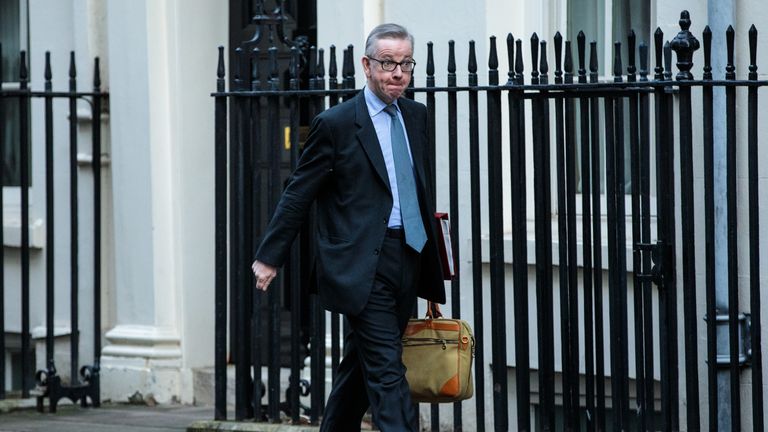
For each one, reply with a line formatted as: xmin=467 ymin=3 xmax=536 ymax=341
xmin=0 ymin=47 xmax=106 ymax=412
xmin=213 ymin=11 xmax=765 ymax=431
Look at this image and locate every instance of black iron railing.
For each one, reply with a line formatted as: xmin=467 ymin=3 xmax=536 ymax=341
xmin=0 ymin=47 xmax=107 ymax=412
xmin=213 ymin=11 xmax=765 ymax=431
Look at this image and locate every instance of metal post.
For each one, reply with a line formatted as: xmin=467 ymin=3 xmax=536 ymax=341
xmin=708 ymin=2 xmax=736 ymax=429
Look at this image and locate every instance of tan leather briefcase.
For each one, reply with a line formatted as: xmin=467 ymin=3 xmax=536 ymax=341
xmin=402 ymin=303 xmax=475 ymax=403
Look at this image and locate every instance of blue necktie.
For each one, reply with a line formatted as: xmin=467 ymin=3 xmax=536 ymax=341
xmin=384 ymin=105 xmax=427 ymax=252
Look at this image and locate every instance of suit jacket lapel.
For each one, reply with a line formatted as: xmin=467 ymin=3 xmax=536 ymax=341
xmin=355 ymin=92 xmax=391 ymax=192
xmin=398 ymin=99 xmax=428 ymax=190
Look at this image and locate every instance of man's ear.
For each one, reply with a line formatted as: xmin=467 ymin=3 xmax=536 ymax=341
xmin=361 ymin=57 xmax=371 ymax=78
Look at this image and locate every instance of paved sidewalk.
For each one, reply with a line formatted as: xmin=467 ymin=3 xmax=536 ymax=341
xmin=0 ymin=403 xmax=213 ymax=432
xmin=0 ymin=403 xmax=328 ymax=432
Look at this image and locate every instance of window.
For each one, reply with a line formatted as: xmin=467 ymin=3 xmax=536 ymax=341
xmin=1 ymin=0 xmax=29 ymax=187
xmin=567 ymin=0 xmax=650 ymax=76
xmin=567 ymin=0 xmax=650 ymax=195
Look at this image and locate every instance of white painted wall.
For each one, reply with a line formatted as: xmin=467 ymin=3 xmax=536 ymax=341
xmin=100 ymin=0 xmax=227 ymax=404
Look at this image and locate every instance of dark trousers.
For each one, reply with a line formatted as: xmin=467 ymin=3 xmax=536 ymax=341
xmin=320 ymin=233 xmax=420 ymax=432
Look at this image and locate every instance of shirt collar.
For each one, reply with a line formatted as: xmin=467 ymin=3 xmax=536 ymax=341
xmin=364 ymin=86 xmax=399 ymax=117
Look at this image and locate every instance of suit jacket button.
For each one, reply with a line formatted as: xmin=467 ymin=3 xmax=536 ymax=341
xmin=374 ymin=249 xmax=380 ymax=255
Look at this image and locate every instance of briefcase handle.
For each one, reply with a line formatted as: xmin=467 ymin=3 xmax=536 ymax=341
xmin=425 ymin=301 xmax=443 ymax=319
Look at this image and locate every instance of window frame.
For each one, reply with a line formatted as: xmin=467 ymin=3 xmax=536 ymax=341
xmin=1 ymin=0 xmax=29 ymax=205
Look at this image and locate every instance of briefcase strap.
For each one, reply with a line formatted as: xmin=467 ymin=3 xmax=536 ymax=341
xmin=425 ymin=301 xmax=443 ymax=319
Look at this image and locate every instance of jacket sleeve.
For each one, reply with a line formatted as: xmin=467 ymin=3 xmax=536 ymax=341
xmin=254 ymin=115 xmax=334 ymax=267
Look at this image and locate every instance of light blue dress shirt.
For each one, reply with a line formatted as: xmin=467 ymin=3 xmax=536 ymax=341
xmin=363 ymin=86 xmax=415 ymax=229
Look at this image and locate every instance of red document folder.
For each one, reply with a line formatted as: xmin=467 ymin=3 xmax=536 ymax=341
xmin=434 ymin=213 xmax=455 ymax=280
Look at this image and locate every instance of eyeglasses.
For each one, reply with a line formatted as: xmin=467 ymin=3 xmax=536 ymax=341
xmin=368 ymin=57 xmax=417 ymax=72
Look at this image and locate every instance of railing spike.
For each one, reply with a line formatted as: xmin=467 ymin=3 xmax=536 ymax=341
xmin=654 ymin=28 xmax=664 ymax=80
xmin=20 ymin=50 xmax=28 ymax=81
xmin=318 ymin=48 xmax=325 ymax=80
xmin=530 ymin=33 xmax=540 ymax=84
xmin=703 ymin=26 xmax=712 ymax=80
xmin=488 ymin=36 xmax=499 ymax=85
xmin=613 ymin=41 xmax=623 ymax=82
xmin=427 ymin=41 xmax=435 ymax=78
xmin=564 ymin=40 xmax=573 ymax=84
xmin=341 ymin=48 xmax=350 ymax=80
xmin=540 ymin=40 xmax=549 ymax=84
xmin=506 ymin=33 xmax=515 ymax=84
xmin=448 ymin=40 xmax=456 ymax=74
xmin=726 ymin=26 xmax=735 ymax=80
xmin=468 ymin=40 xmax=477 ymax=74
xmin=663 ymin=41 xmax=673 ymax=81
xmin=554 ymin=32 xmax=563 ymax=83
xmin=468 ymin=40 xmax=477 ymax=86
xmin=749 ymin=25 xmax=757 ymax=80
xmin=346 ymin=44 xmax=355 ymax=80
xmin=93 ymin=57 xmax=101 ymax=90
xmin=589 ymin=41 xmax=598 ymax=83
xmin=329 ymin=45 xmax=338 ymax=79
xmin=514 ymin=39 xmax=524 ymax=84
xmin=489 ymin=36 xmax=498 ymax=70
xmin=307 ymin=46 xmax=317 ymax=83
xmin=577 ymin=31 xmax=586 ymax=82
xmin=639 ymin=43 xmax=649 ymax=82
xmin=217 ymin=46 xmax=225 ymax=80
xmin=45 ymin=51 xmax=52 ymax=82
xmin=627 ymin=30 xmax=636 ymax=82
xmin=69 ymin=51 xmax=76 ymax=79
xmin=448 ymin=40 xmax=456 ymax=87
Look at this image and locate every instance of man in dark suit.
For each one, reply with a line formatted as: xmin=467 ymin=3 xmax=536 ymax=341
xmin=251 ymin=23 xmax=445 ymax=431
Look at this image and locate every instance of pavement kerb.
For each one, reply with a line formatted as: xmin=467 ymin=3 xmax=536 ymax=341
xmin=187 ymin=420 xmax=321 ymax=432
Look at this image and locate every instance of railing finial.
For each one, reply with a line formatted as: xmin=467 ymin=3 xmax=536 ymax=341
xmin=577 ymin=31 xmax=586 ymax=83
xmin=564 ymin=40 xmax=573 ymax=84
xmin=554 ymin=32 xmax=563 ymax=84
xmin=627 ymin=30 xmax=636 ymax=82
xmin=749 ymin=25 xmax=758 ymax=80
xmin=539 ymin=40 xmax=549 ymax=84
xmin=69 ymin=51 xmax=76 ymax=79
xmin=654 ymin=28 xmax=664 ymax=80
xmin=448 ymin=40 xmax=456 ymax=87
xmin=702 ymin=26 xmax=712 ymax=80
xmin=506 ymin=34 xmax=515 ymax=85
xmin=427 ymin=41 xmax=435 ymax=79
xmin=613 ymin=41 xmax=623 ymax=82
xmin=670 ymin=10 xmax=700 ymax=80
xmin=530 ymin=33 xmax=540 ymax=84
xmin=468 ymin=40 xmax=477 ymax=87
xmin=589 ymin=41 xmax=598 ymax=83
xmin=489 ymin=36 xmax=499 ymax=85
xmin=45 ymin=51 xmax=52 ymax=83
xmin=514 ymin=39 xmax=524 ymax=84
xmin=726 ymin=25 xmax=735 ymax=80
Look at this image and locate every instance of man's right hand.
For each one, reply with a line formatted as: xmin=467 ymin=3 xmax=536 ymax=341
xmin=252 ymin=259 xmax=278 ymax=291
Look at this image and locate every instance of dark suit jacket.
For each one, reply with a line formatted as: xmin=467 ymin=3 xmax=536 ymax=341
xmin=254 ymin=90 xmax=445 ymax=315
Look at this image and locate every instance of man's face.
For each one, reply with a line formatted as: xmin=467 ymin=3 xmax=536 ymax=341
xmin=362 ymin=38 xmax=414 ymax=104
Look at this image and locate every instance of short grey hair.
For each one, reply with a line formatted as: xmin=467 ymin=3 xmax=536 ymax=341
xmin=364 ymin=23 xmax=414 ymax=57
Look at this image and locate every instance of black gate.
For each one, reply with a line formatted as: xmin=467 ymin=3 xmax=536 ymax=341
xmin=213 ymin=11 xmax=765 ymax=431
xmin=0 ymin=48 xmax=107 ymax=412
